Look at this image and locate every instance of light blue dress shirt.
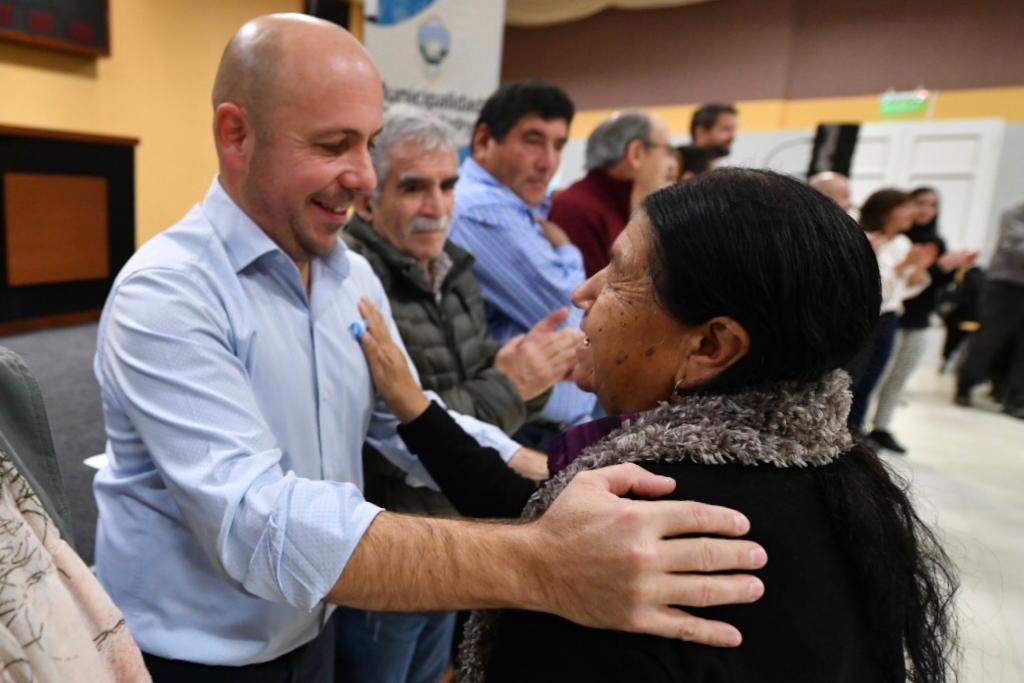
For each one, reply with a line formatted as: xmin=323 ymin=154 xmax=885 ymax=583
xmin=450 ymin=158 xmax=597 ymax=426
xmin=93 ymin=179 xmax=519 ymax=666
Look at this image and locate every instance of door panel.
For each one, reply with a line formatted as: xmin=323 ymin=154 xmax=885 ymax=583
xmin=851 ymin=119 xmax=1004 ymax=251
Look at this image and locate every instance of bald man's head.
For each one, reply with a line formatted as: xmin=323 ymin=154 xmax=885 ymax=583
xmin=809 ymin=171 xmax=852 ymax=211
xmin=210 ymin=13 xmax=384 ymax=265
xmin=212 ymin=13 xmax=377 ymax=140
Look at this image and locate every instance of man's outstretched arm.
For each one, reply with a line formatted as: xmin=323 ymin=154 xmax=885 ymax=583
xmin=328 ymin=463 xmax=767 ymax=647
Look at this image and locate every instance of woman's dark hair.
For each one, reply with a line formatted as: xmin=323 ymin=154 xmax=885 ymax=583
xmin=643 ymin=168 xmax=959 ymax=682
xmin=644 ymin=168 xmax=881 ymax=393
xmin=910 ymin=186 xmax=940 ymax=234
xmin=860 ymin=188 xmax=913 ymax=232
xmin=473 ymin=80 xmax=574 ymax=144
xmin=820 ymin=445 xmax=959 ymax=682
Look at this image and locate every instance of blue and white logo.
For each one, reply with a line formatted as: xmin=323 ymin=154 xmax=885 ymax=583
xmin=417 ymin=17 xmax=450 ymax=79
xmin=376 ymin=0 xmax=435 ymax=26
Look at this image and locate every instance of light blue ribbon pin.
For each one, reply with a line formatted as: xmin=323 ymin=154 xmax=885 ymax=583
xmin=349 ymin=319 xmax=369 ymax=341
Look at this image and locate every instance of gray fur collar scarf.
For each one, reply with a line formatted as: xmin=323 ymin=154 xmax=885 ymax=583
xmin=458 ymin=369 xmax=854 ymax=682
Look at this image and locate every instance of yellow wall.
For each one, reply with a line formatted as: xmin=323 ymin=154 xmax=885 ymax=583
xmin=0 ymin=0 xmax=302 ymax=245
xmin=571 ymin=86 xmax=1024 ymax=139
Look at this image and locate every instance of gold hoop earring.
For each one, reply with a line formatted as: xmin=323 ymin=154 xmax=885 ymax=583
xmin=674 ymin=370 xmax=688 ymax=396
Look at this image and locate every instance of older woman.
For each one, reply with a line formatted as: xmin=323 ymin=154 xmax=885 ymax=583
xmin=355 ymin=169 xmax=958 ymax=683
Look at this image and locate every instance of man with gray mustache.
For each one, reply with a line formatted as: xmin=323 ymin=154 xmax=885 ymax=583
xmin=340 ymin=104 xmax=580 ymax=682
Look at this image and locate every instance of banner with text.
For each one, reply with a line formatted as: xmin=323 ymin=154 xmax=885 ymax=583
xmin=363 ymin=0 xmax=506 ymax=157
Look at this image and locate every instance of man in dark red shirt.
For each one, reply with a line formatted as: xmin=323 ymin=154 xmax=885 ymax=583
xmin=549 ymin=111 xmax=677 ymax=277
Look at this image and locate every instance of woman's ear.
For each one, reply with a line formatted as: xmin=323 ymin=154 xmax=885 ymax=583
xmin=674 ymin=317 xmax=750 ymax=390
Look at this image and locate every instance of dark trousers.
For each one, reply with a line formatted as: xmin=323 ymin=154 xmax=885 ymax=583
xmin=958 ymin=280 xmax=1024 ymax=411
xmin=849 ymin=312 xmax=900 ymax=432
xmin=142 ymin=617 xmax=335 ymax=683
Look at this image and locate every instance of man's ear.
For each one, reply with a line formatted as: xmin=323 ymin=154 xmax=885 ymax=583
xmin=674 ymin=317 xmax=751 ymax=390
xmin=354 ymin=194 xmax=373 ymax=223
xmin=472 ymin=123 xmax=493 ymax=161
xmin=625 ymin=137 xmax=646 ymax=170
xmin=214 ymin=102 xmax=253 ymax=173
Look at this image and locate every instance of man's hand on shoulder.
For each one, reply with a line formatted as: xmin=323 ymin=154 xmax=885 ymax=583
xmin=330 ymin=463 xmax=765 ymax=648
xmin=521 ymin=463 xmax=767 ymax=647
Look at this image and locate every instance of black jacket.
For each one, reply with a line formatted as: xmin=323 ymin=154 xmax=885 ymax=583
xmin=398 ymin=402 xmax=886 ymax=682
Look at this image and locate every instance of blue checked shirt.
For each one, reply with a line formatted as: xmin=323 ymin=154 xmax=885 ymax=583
xmin=450 ymin=158 xmax=597 ymax=426
xmin=93 ymin=179 xmax=520 ymax=666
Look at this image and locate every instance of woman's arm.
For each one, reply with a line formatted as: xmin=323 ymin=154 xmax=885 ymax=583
xmin=397 ymin=401 xmax=536 ymax=517
xmin=355 ymin=297 xmax=536 ymax=517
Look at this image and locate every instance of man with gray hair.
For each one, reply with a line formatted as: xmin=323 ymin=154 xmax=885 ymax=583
xmin=340 ymin=104 xmax=581 ymax=681
xmin=550 ymin=111 xmax=677 ymax=276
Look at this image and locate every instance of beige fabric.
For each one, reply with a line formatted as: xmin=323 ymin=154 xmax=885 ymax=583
xmin=0 ymin=453 xmax=150 ymax=683
xmin=505 ymin=0 xmax=713 ymax=27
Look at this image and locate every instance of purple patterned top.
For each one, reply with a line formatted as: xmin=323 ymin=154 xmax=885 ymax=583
xmin=546 ymin=413 xmax=637 ymax=476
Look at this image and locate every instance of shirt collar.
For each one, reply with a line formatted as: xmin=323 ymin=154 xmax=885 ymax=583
xmin=459 ymin=157 xmax=553 ymax=215
xmin=202 ymin=177 xmax=350 ymax=280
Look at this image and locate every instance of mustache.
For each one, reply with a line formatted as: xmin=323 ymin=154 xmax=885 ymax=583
xmin=409 ymin=216 xmax=451 ymax=234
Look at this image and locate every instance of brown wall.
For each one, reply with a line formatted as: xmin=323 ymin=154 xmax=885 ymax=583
xmin=501 ymin=0 xmax=1024 ymax=109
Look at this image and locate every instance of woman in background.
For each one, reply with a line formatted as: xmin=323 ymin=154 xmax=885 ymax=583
xmin=867 ymin=187 xmax=977 ymax=452
xmin=849 ymin=189 xmax=936 ymax=436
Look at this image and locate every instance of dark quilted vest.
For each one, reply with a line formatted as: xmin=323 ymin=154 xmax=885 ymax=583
xmin=344 ymin=217 xmax=537 ymax=515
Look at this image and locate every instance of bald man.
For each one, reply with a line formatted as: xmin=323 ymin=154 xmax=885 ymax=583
xmin=809 ymin=171 xmax=852 ymax=212
xmin=93 ymin=14 xmax=766 ymax=680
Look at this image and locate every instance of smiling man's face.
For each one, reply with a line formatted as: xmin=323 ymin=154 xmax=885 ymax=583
xmin=241 ymin=48 xmax=384 ymax=262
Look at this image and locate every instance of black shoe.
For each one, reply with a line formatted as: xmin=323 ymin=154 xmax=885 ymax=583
xmin=954 ymin=391 xmax=972 ymax=407
xmin=1003 ymin=406 xmax=1024 ymax=420
xmin=868 ymin=429 xmax=907 ymax=454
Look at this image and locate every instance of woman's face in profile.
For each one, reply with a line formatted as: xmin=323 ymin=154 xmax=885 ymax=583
xmin=571 ymin=215 xmax=690 ymax=414
xmin=885 ymin=201 xmax=917 ymax=234
xmin=913 ymin=192 xmax=939 ymax=225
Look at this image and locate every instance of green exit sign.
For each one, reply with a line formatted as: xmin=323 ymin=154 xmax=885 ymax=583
xmin=880 ymin=89 xmax=933 ymax=117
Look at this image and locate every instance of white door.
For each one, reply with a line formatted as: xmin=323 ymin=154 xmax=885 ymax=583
xmin=851 ymin=119 xmax=1006 ymax=251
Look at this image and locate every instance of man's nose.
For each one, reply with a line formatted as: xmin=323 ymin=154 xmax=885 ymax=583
xmin=420 ymin=186 xmax=445 ymax=218
xmin=340 ymin=146 xmax=377 ymax=195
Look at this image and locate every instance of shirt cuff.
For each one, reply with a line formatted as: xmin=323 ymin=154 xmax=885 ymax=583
xmin=242 ymin=477 xmax=383 ymax=611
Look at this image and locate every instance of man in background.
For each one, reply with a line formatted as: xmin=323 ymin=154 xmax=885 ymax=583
xmin=549 ymin=111 xmax=678 ymax=277
xmin=809 ymin=171 xmax=853 ymax=211
xmin=690 ymin=102 xmax=739 ymax=158
xmin=450 ymin=81 xmax=597 ymax=448
xmin=956 ymin=201 xmax=1024 ymax=418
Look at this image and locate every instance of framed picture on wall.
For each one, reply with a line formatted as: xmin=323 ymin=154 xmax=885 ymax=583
xmin=0 ymin=0 xmax=109 ymax=57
